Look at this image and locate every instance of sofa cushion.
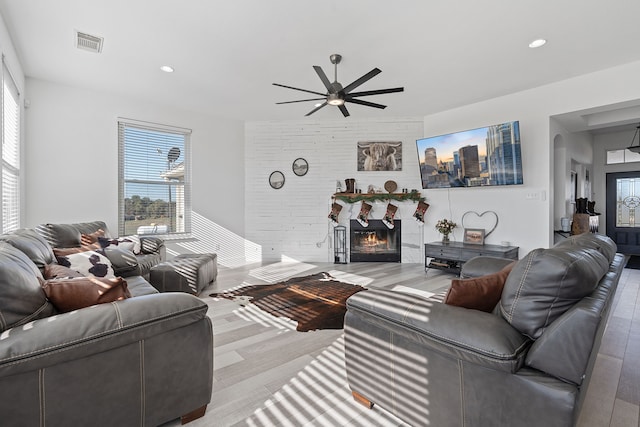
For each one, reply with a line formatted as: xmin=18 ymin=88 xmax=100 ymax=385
xmin=55 ymin=250 xmax=116 ymax=279
xmin=41 ymin=276 xmax=131 ymax=313
xmin=445 ymin=261 xmax=515 ymax=312
xmin=553 ymin=232 xmax=617 ymax=263
xmin=499 ymin=244 xmax=610 ymax=339
xmin=0 ymin=229 xmax=56 ymax=273
xmin=36 ymin=221 xmax=111 ymax=248
xmin=0 ymin=243 xmax=56 ymax=332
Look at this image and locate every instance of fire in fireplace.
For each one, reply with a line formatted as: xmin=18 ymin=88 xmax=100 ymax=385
xmin=350 ymin=220 xmax=401 ymax=262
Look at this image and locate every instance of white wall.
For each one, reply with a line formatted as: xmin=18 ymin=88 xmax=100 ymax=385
xmin=551 ymin=123 xmax=594 ymax=230
xmin=24 ymin=78 xmax=247 ymax=266
xmin=245 ymin=117 xmax=425 ymax=263
xmin=244 ymin=60 xmax=640 ymax=263
xmin=416 ymin=61 xmax=640 ymax=256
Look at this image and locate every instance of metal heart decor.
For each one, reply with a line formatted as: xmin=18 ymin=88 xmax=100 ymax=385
xmin=461 ymin=211 xmax=499 ymax=238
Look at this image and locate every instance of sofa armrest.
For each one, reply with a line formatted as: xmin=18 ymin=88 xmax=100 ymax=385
xmin=346 ymin=289 xmax=530 ymax=373
xmin=103 ymin=246 xmax=140 ymax=277
xmin=0 ymin=293 xmax=207 ymax=377
xmin=461 ymin=256 xmax=516 ymax=278
xmin=140 ymin=236 xmax=166 ymax=260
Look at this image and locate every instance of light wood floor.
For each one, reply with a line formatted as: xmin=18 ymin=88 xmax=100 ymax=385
xmin=164 ymin=261 xmax=640 ymax=427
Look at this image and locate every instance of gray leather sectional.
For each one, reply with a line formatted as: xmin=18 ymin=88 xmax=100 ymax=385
xmin=0 ymin=225 xmax=213 ymax=426
xmin=344 ymin=232 xmax=623 ymax=427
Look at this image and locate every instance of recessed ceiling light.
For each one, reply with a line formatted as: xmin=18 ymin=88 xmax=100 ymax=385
xmin=160 ymin=65 xmax=174 ymax=73
xmin=528 ymin=39 xmax=547 ymax=49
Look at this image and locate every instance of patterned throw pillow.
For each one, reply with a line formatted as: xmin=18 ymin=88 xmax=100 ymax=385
xmin=98 ymin=235 xmax=141 ymax=255
xmin=55 ymin=250 xmax=115 ymax=279
xmin=44 ymin=263 xmax=84 ymax=280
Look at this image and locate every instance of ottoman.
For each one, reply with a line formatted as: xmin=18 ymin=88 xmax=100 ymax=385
xmin=150 ymin=253 xmax=218 ymax=295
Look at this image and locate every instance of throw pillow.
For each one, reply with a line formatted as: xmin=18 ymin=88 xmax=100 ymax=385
xmin=80 ymin=229 xmax=105 ymax=246
xmin=41 ymin=276 xmax=131 ymax=313
xmin=98 ymin=235 xmax=140 ymax=255
xmin=44 ymin=263 xmax=84 ymax=280
xmin=53 ymin=244 xmax=101 ymax=256
xmin=55 ymin=250 xmax=116 ymax=279
xmin=444 ymin=261 xmax=515 ymax=312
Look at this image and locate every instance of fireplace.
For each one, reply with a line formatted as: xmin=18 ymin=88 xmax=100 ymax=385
xmin=350 ymin=220 xmax=401 ymax=262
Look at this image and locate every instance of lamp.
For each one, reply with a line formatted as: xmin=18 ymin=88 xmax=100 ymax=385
xmin=626 ymin=123 xmax=640 ymax=153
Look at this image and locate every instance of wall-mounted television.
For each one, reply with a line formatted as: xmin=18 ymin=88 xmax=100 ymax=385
xmin=416 ymin=120 xmax=523 ymax=189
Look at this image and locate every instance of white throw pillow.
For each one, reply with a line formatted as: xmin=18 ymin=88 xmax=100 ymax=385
xmin=55 ymin=250 xmax=115 ymax=279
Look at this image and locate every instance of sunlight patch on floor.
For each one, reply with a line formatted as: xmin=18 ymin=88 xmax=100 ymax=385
xmin=249 ymin=260 xmax=318 ymax=283
xmin=326 ymin=270 xmax=375 ymax=287
xmin=242 ymin=336 xmax=405 ymax=427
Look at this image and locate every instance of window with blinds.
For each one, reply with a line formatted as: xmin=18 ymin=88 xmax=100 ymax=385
xmin=118 ymin=119 xmax=191 ymax=237
xmin=1 ymin=58 xmax=20 ymax=233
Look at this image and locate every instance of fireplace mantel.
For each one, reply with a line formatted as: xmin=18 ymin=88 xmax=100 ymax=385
xmin=333 ymin=192 xmax=423 ymax=203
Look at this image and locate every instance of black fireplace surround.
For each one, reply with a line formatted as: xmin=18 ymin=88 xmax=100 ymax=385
xmin=350 ymin=220 xmax=401 ymax=262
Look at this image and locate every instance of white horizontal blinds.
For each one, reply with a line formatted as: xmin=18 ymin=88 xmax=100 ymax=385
xmin=1 ymin=58 xmax=20 ymax=233
xmin=118 ymin=120 xmax=191 ymax=236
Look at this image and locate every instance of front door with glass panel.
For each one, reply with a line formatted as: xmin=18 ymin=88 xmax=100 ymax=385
xmin=606 ymin=172 xmax=640 ymax=254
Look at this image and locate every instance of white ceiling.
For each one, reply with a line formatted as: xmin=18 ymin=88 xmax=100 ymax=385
xmin=1 ymin=0 xmax=640 ymax=123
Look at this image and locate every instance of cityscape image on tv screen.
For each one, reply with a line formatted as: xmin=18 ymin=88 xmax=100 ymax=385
xmin=416 ymin=121 xmax=523 ymax=189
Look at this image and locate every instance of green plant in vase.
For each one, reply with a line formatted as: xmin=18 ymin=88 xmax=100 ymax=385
xmin=435 ymin=218 xmax=457 ymax=243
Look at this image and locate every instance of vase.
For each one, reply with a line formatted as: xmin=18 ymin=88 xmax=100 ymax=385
xmin=442 ymin=234 xmax=450 ymax=243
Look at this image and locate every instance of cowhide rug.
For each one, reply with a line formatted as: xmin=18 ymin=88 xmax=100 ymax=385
xmin=210 ymin=272 xmax=366 ymax=332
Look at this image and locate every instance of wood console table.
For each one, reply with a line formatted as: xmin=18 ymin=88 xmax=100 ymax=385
xmin=424 ymin=241 xmax=519 ymax=275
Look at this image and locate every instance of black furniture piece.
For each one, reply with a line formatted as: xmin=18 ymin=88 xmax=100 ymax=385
xmin=424 ymin=241 xmax=519 ymax=274
xmin=344 ymin=233 xmax=623 ymax=427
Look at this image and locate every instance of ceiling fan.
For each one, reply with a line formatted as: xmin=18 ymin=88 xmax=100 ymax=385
xmin=273 ymin=54 xmax=404 ymax=117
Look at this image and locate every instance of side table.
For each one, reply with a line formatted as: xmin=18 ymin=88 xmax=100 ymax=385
xmin=424 ymin=241 xmax=519 ymax=275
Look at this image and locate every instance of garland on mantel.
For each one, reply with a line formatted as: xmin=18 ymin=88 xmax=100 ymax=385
xmin=333 ymin=192 xmax=424 ymax=203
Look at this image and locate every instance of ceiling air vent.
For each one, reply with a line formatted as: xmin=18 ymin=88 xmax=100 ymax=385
xmin=75 ymin=31 xmax=103 ymax=53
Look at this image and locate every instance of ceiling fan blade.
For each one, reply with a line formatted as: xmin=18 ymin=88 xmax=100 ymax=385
xmin=342 ymin=68 xmax=382 ymax=93
xmin=346 ymin=98 xmax=387 ymax=109
xmin=313 ymin=66 xmax=333 ymax=91
xmin=339 ymin=105 xmax=350 ymax=117
xmin=305 ymin=102 xmax=328 ymax=116
xmin=276 ymin=97 xmax=326 ymax=105
xmin=273 ymin=83 xmax=326 ymax=97
xmin=347 ymin=87 xmax=404 ymax=98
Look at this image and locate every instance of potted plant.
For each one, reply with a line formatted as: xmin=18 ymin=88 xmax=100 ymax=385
xmin=435 ymin=218 xmax=457 ymax=243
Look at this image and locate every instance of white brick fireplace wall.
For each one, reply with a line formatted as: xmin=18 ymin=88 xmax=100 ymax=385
xmin=245 ymin=116 xmax=425 ymax=263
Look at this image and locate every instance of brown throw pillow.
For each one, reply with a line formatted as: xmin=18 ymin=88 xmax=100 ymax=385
xmin=44 ymin=263 xmax=84 ymax=280
xmin=81 ymin=229 xmax=105 ymax=246
xmin=444 ymin=261 xmax=516 ymax=312
xmin=53 ymin=244 xmax=101 ymax=256
xmin=41 ymin=276 xmax=131 ymax=313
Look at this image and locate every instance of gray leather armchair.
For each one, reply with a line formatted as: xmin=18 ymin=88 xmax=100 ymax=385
xmin=344 ymin=233 xmax=623 ymax=427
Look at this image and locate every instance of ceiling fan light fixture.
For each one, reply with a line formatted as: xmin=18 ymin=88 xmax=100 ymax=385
xmin=327 ymin=93 xmax=345 ymax=106
xmin=626 ymin=123 xmax=640 ymax=153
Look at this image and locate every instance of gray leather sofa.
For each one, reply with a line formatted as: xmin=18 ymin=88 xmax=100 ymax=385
xmin=0 ymin=228 xmax=213 ymax=426
xmin=35 ymin=220 xmax=166 ymax=278
xmin=344 ymin=233 xmax=623 ymax=427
